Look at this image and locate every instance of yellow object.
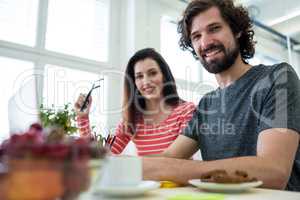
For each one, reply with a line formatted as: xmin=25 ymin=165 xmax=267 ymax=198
xmin=168 ymin=194 xmax=225 ymax=200
xmin=160 ymin=181 xmax=181 ymax=188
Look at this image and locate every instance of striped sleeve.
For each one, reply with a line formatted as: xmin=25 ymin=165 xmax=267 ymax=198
xmin=131 ymin=101 xmax=196 ymax=156
xmin=77 ymin=115 xmax=92 ymax=139
xmin=110 ymin=121 xmax=131 ymax=154
xmin=178 ymin=102 xmax=196 ymax=132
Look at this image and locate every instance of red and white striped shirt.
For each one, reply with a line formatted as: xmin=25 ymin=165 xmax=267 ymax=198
xmin=77 ymin=101 xmax=195 ymax=156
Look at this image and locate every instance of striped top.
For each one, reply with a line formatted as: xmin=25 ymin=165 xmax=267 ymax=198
xmin=77 ymin=101 xmax=195 ymax=156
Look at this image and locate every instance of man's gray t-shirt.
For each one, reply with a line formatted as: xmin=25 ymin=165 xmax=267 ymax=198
xmin=183 ymin=63 xmax=300 ymax=191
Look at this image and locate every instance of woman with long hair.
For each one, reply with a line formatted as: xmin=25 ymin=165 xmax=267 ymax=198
xmin=75 ymin=48 xmax=195 ymax=156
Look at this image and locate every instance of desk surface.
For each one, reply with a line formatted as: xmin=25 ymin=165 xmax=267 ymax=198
xmin=79 ymin=186 xmax=300 ymax=200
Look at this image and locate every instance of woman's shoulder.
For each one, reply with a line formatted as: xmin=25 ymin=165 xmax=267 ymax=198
xmin=177 ymin=101 xmax=195 ymax=109
xmin=173 ymin=101 xmax=196 ymax=113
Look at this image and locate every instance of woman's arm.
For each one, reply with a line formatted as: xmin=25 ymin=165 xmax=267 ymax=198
xmin=75 ymin=94 xmax=93 ymax=138
xmin=77 ymin=115 xmax=92 ymax=138
xmin=109 ymin=121 xmax=132 ymax=154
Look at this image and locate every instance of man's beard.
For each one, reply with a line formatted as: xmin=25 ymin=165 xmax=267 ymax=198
xmin=199 ymin=42 xmax=239 ymax=74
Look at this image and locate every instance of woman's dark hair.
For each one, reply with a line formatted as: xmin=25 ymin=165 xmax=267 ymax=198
xmin=178 ymin=0 xmax=255 ymax=62
xmin=123 ymin=48 xmax=181 ymax=134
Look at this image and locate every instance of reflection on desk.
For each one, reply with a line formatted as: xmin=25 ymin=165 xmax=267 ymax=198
xmin=78 ymin=186 xmax=300 ymax=200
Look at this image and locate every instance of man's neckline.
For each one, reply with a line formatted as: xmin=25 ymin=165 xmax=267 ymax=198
xmin=216 ymin=64 xmax=262 ymax=91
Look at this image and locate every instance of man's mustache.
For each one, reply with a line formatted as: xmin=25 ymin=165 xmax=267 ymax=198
xmin=200 ymin=44 xmax=225 ymax=56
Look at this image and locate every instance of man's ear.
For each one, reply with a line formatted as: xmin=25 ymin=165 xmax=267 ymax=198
xmin=236 ymin=32 xmax=242 ymax=39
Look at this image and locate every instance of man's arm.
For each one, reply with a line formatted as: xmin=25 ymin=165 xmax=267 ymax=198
xmin=143 ymin=128 xmax=299 ymax=189
xmin=143 ymin=135 xmax=198 ymax=157
xmin=162 ymin=135 xmax=199 ymax=158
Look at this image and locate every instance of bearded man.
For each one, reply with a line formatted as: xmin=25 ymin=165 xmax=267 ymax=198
xmin=143 ymin=0 xmax=300 ymax=191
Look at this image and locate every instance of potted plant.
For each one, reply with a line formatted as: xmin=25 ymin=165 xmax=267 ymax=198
xmin=0 ymin=125 xmax=107 ymax=200
xmin=39 ymin=103 xmax=78 ymax=135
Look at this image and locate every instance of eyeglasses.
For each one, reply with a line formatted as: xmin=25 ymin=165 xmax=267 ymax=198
xmin=80 ymin=78 xmax=104 ymax=112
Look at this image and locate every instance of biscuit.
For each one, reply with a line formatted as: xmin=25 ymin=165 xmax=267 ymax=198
xmin=200 ymin=170 xmax=257 ymax=183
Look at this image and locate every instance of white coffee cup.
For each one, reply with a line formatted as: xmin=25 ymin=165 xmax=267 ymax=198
xmin=100 ymin=156 xmax=142 ymax=187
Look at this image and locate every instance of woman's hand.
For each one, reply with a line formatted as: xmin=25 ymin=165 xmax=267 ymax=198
xmin=74 ymin=93 xmax=92 ymax=118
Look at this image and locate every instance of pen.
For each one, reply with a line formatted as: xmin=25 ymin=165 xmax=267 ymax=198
xmin=80 ymin=78 xmax=104 ymax=112
xmin=80 ymin=88 xmax=95 ymax=112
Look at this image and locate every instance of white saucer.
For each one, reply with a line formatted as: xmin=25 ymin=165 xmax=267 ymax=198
xmin=189 ymin=179 xmax=263 ymax=193
xmin=93 ymin=181 xmax=160 ymax=197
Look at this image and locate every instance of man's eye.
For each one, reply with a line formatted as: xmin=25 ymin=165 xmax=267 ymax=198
xmin=210 ymin=26 xmax=220 ymax=32
xmin=192 ymin=35 xmax=200 ymax=41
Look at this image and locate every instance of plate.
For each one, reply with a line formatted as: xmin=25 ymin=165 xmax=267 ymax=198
xmin=93 ymin=181 xmax=160 ymax=197
xmin=188 ymin=179 xmax=263 ymax=193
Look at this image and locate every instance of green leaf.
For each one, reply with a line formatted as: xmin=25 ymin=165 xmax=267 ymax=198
xmin=39 ymin=102 xmax=78 ymax=135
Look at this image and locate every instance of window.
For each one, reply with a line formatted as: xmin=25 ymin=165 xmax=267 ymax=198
xmin=46 ymin=0 xmax=110 ymax=61
xmin=0 ymin=0 xmax=111 ymax=142
xmin=0 ymin=57 xmax=35 ymax=141
xmin=43 ymin=65 xmax=106 ymax=135
xmin=177 ymin=88 xmax=201 ymax=105
xmin=249 ymin=53 xmax=278 ymax=66
xmin=160 ymin=15 xmax=217 ymax=103
xmin=0 ymin=0 xmax=38 ymax=46
xmin=202 ymin=68 xmax=218 ymax=88
xmin=160 ymin=16 xmax=200 ymax=82
xmin=177 ymin=81 xmax=218 ymax=105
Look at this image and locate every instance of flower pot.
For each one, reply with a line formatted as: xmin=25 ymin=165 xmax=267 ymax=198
xmin=63 ymin=158 xmax=90 ymax=200
xmin=7 ymin=159 xmax=64 ymax=200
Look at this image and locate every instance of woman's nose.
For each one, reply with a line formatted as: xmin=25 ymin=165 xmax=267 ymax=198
xmin=142 ymin=75 xmax=151 ymax=84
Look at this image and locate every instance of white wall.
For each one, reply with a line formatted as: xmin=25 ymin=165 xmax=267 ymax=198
xmin=106 ymin=0 xmax=184 ymax=129
xmin=291 ymin=52 xmax=300 ymax=76
xmin=254 ymin=28 xmax=300 ymax=71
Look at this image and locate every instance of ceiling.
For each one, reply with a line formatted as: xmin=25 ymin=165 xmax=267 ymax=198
xmin=238 ymin=0 xmax=300 ymax=50
xmin=179 ymin=0 xmax=300 ymax=50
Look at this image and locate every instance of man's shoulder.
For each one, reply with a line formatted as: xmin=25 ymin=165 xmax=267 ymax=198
xmin=248 ymin=62 xmax=298 ymax=86
xmin=259 ymin=62 xmax=296 ymax=76
xmin=262 ymin=63 xmax=299 ymax=85
xmin=194 ymin=90 xmax=218 ymax=109
xmin=271 ymin=62 xmax=293 ymax=70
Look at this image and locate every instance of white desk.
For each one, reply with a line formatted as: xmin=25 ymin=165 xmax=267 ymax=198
xmin=79 ymin=187 xmax=300 ymax=200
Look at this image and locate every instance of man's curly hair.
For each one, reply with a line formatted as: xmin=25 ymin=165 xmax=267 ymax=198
xmin=178 ymin=0 xmax=255 ymax=62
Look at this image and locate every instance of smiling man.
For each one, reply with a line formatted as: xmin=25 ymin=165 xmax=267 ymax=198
xmin=143 ymin=0 xmax=300 ymax=191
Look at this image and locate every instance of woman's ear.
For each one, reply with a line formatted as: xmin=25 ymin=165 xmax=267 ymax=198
xmin=236 ymin=32 xmax=242 ymax=39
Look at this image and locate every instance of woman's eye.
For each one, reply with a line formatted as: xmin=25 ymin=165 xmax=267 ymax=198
xmin=135 ymin=75 xmax=143 ymax=79
xmin=149 ymin=71 xmax=157 ymax=76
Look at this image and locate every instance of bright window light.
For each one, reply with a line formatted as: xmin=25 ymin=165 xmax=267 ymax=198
xmin=0 ymin=56 xmax=35 ymax=142
xmin=43 ymin=65 xmax=106 ymax=135
xmin=177 ymin=88 xmax=201 ymax=105
xmin=160 ymin=16 xmax=200 ymax=82
xmin=46 ymin=0 xmax=110 ymax=61
xmin=202 ymin=67 xmax=218 ymax=87
xmin=249 ymin=53 xmax=278 ymax=66
xmin=0 ymin=0 xmax=38 ymax=46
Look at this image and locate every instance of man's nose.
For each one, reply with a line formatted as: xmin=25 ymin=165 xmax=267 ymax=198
xmin=200 ymin=33 xmax=214 ymax=51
